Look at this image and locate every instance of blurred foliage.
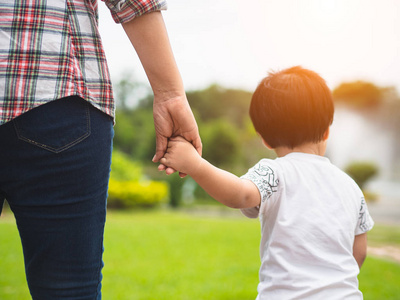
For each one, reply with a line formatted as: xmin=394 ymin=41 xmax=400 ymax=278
xmin=187 ymin=84 xmax=274 ymax=172
xmin=110 ymin=150 xmax=142 ymax=181
xmin=187 ymin=84 xmax=251 ymax=127
xmin=167 ymin=173 xmax=186 ymax=208
xmin=345 ymin=161 xmax=379 ymax=190
xmin=200 ymin=119 xmax=241 ymax=168
xmin=108 ymin=179 xmax=168 ymax=209
xmin=108 ymin=149 xmax=168 ymax=209
xmin=332 ymin=81 xmax=383 ymax=107
xmin=113 ymin=72 xmax=151 ymax=110
xmin=113 ymin=108 xmax=155 ymax=162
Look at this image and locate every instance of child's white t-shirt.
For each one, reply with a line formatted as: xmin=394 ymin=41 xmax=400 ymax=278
xmin=241 ymin=152 xmax=374 ymax=300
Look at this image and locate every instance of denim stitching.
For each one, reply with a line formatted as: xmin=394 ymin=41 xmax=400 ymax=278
xmin=94 ymin=235 xmax=105 ymax=299
xmin=13 ymin=103 xmax=91 ymax=154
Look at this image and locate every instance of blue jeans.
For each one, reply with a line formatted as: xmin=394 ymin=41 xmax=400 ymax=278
xmin=0 ymin=96 xmax=113 ymax=299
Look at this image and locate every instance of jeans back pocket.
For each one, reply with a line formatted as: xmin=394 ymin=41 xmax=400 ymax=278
xmin=13 ymin=96 xmax=91 ymax=153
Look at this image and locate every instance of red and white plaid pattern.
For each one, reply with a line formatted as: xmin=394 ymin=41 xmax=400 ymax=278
xmin=0 ymin=0 xmax=167 ymax=125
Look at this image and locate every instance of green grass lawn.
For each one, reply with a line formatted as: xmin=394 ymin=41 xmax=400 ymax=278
xmin=1 ymin=209 xmax=399 ymax=299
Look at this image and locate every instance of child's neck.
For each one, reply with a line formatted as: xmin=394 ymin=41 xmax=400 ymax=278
xmin=274 ymin=141 xmax=327 ymax=158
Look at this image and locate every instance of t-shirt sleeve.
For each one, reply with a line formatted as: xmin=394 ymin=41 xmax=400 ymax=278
xmin=355 ymin=197 xmax=374 ymax=235
xmin=240 ymin=160 xmax=279 ymax=218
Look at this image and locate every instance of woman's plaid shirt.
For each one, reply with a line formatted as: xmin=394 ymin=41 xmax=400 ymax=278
xmin=0 ymin=0 xmax=167 ymax=125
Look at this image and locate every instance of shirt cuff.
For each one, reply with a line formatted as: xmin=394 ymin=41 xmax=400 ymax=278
xmin=103 ymin=0 xmax=168 ymax=24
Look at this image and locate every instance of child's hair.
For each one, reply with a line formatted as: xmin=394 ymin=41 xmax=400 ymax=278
xmin=250 ymin=66 xmax=334 ymax=149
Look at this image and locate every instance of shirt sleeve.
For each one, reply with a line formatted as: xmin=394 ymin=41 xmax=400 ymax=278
xmin=240 ymin=160 xmax=280 ymax=218
xmin=102 ymin=0 xmax=168 ymax=24
xmin=355 ymin=197 xmax=374 ymax=235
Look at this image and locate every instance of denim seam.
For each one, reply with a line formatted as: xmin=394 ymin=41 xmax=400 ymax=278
xmin=95 ymin=229 xmax=105 ymax=299
xmin=13 ymin=103 xmax=91 ymax=154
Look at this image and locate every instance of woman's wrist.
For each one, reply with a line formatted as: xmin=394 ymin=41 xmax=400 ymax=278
xmin=152 ymin=89 xmax=186 ymax=103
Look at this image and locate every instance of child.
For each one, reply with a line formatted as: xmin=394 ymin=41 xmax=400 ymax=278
xmin=160 ymin=66 xmax=374 ymax=299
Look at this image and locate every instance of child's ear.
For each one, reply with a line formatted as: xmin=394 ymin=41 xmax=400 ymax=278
xmin=322 ymin=127 xmax=330 ymax=141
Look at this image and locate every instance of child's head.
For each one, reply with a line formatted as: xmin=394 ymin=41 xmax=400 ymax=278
xmin=250 ymin=66 xmax=334 ymax=149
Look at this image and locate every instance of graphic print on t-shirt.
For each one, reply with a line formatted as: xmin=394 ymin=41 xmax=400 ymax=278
xmin=358 ymin=197 xmax=370 ymax=232
xmin=252 ymin=163 xmax=279 ymax=202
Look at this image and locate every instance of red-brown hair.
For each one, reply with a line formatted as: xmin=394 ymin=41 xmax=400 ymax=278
xmin=250 ymin=66 xmax=334 ymax=149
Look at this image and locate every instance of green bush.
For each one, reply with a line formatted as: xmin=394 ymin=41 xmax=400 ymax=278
xmin=108 ymin=150 xmax=169 ymax=209
xmin=332 ymin=81 xmax=384 ymax=107
xmin=344 ymin=161 xmax=379 ymax=190
xmin=108 ymin=179 xmax=168 ymax=209
xmin=110 ymin=150 xmax=142 ymax=181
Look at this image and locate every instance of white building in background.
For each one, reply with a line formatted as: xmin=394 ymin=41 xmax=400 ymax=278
xmin=327 ymin=103 xmax=400 ymax=182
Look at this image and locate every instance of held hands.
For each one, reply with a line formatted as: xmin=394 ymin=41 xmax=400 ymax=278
xmin=152 ymin=94 xmax=202 ymax=176
xmin=159 ymin=136 xmax=203 ymax=176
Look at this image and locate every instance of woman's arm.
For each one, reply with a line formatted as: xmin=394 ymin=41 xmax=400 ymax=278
xmin=121 ymin=12 xmax=201 ymax=166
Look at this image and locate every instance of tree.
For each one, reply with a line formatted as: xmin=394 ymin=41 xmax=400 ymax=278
xmin=187 ymin=84 xmax=252 ymax=126
xmin=113 ymin=71 xmax=151 ymax=110
xmin=200 ymin=119 xmax=242 ymax=168
xmin=344 ymin=161 xmax=379 ymax=190
xmin=113 ymin=108 xmax=156 ymax=161
xmin=332 ymin=81 xmax=383 ymax=107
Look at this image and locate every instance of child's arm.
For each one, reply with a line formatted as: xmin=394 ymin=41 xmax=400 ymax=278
xmin=160 ymin=137 xmax=261 ymax=209
xmin=353 ymin=233 xmax=368 ymax=269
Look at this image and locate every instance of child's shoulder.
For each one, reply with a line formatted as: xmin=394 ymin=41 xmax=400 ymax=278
xmin=243 ymin=158 xmax=282 ymax=183
xmin=251 ymin=157 xmax=279 ymax=171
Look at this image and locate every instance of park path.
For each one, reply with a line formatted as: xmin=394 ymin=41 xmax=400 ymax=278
xmin=368 ymin=246 xmax=400 ymax=263
xmin=366 ymin=181 xmax=400 ymax=263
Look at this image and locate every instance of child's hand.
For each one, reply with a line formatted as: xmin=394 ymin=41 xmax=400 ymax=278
xmin=160 ymin=136 xmax=202 ymax=176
